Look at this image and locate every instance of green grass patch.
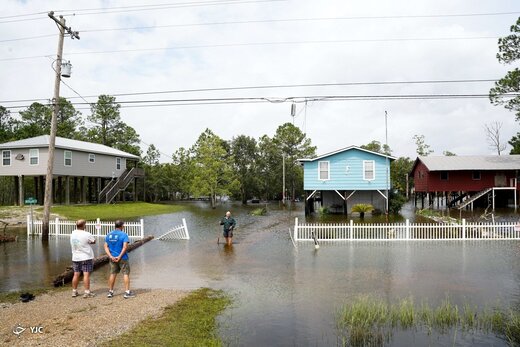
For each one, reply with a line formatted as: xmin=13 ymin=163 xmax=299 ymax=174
xmin=51 ymin=202 xmax=185 ymax=220
xmin=0 ymin=286 xmax=68 ymax=304
xmin=337 ymin=295 xmax=520 ymax=346
xmin=104 ymin=288 xmax=231 ymax=347
xmin=251 ymin=207 xmax=267 ymax=216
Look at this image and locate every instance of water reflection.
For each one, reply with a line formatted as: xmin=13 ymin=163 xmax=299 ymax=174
xmin=1 ymin=203 xmax=520 ymax=345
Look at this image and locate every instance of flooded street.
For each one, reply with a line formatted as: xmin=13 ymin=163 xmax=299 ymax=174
xmin=2 ymin=202 xmax=520 ymax=345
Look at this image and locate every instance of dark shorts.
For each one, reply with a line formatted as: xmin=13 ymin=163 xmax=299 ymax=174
xmin=223 ymin=230 xmax=233 ymax=238
xmin=72 ymin=259 xmax=93 ymax=273
xmin=109 ymin=259 xmax=130 ymax=275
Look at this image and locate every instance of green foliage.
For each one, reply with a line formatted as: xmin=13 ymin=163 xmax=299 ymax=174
xmin=0 ymin=106 xmax=18 ymax=143
xmin=443 ymin=150 xmax=456 ymax=156
xmin=104 ymin=288 xmax=231 ymax=347
xmin=360 ymin=140 xmax=392 ymax=155
xmin=231 ymin=135 xmax=259 ymax=204
xmin=413 ymin=134 xmax=433 ymax=156
xmin=351 ymin=204 xmax=374 ymax=213
xmin=509 ymin=133 xmax=520 ymax=154
xmin=388 ymin=191 xmax=406 ymax=214
xmin=251 ymin=207 xmax=267 ymax=216
xmin=337 ymin=295 xmax=520 ymax=347
xmin=318 ymin=206 xmax=329 ymax=214
xmin=191 ymin=129 xmax=234 ymax=208
xmin=390 ymin=157 xmax=413 ymax=196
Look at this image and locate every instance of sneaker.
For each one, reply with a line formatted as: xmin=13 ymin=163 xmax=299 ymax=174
xmin=83 ymin=292 xmax=96 ymax=298
xmin=107 ymin=290 xmax=114 ymax=298
xmin=72 ymin=290 xmax=78 ymax=298
xmin=123 ymin=291 xmax=136 ymax=299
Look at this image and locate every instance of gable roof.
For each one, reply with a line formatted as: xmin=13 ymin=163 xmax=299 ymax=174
xmin=298 ymin=145 xmax=396 ymax=162
xmin=0 ymin=135 xmax=140 ymax=160
xmin=411 ymin=155 xmax=520 ymax=174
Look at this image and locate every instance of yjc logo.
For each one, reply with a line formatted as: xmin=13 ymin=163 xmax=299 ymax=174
xmin=12 ymin=324 xmax=44 ymax=338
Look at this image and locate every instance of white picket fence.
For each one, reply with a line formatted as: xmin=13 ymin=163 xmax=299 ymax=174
xmin=157 ymin=218 xmax=190 ymax=240
xmin=27 ymin=216 xmax=144 ymax=239
xmin=293 ymin=217 xmax=520 ymax=241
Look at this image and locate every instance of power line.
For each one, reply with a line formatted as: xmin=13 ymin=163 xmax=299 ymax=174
xmin=3 ymin=93 xmax=518 ymax=110
xmin=82 ymin=11 xmax=520 ymax=33
xmin=0 ymin=78 xmax=500 ymax=104
xmin=0 ymin=35 xmax=503 ymax=62
xmin=0 ymin=11 xmax=47 ymax=19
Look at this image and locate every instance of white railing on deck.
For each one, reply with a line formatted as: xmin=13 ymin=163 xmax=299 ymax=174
xmin=157 ymin=218 xmax=190 ymax=240
xmin=293 ymin=217 xmax=520 ymax=241
xmin=27 ymin=216 xmax=144 ymax=239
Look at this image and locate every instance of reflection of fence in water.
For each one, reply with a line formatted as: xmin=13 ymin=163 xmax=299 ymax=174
xmin=294 ymin=217 xmax=520 ymax=241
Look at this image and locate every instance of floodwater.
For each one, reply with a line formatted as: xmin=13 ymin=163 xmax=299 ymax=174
xmin=1 ymin=202 xmax=520 ymax=346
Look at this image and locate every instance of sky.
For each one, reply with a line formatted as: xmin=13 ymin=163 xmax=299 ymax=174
xmin=1 ymin=0 xmax=519 ymax=162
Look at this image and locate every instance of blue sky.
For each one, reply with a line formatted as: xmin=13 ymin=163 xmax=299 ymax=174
xmin=1 ymin=0 xmax=519 ymax=161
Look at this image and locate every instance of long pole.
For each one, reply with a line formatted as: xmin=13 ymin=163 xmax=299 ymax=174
xmin=385 ymin=111 xmax=389 ymax=219
xmin=282 ymin=154 xmax=286 ymax=205
xmin=42 ymin=14 xmax=65 ymax=240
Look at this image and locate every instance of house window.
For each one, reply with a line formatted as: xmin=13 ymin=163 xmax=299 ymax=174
xmin=363 ymin=160 xmax=375 ymax=180
xmin=116 ymin=157 xmax=121 ymax=170
xmin=440 ymin=171 xmax=449 ymax=181
xmin=472 ymin=171 xmax=481 ymax=180
xmin=64 ymin=151 xmax=72 ymax=167
xmin=2 ymin=150 xmax=11 ymax=166
xmin=29 ymin=149 xmax=39 ymax=165
xmin=88 ymin=153 xmax=95 ymax=163
xmin=318 ymin=161 xmax=329 ymax=180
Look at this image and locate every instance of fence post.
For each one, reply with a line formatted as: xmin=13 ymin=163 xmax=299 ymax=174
xmin=406 ymin=219 xmax=410 ymax=240
xmin=350 ymin=220 xmax=354 ymax=240
xmin=96 ymin=218 xmax=101 ymax=237
xmin=462 ymin=218 xmax=466 ymax=240
xmin=55 ymin=217 xmax=60 ymax=236
xmin=293 ymin=217 xmax=298 ymax=241
xmin=140 ymin=219 xmax=144 ymax=239
xmin=27 ymin=215 xmax=30 ymax=236
xmin=182 ymin=218 xmax=189 ymax=240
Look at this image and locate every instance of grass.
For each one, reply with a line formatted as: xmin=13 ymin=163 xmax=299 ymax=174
xmin=337 ymin=295 xmax=520 ymax=346
xmin=0 ymin=286 xmax=68 ymax=304
xmin=251 ymin=207 xmax=267 ymax=216
xmin=104 ymin=288 xmax=231 ymax=347
xmin=51 ymin=202 xmax=186 ymax=220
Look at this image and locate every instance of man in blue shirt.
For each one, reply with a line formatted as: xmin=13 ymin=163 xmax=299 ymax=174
xmin=104 ymin=220 xmax=135 ymax=298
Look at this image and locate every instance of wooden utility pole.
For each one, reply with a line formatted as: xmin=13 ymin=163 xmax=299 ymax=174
xmin=42 ymin=12 xmax=79 ymax=240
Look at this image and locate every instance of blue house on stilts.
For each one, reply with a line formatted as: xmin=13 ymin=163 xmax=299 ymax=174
xmin=299 ymin=146 xmax=395 ymax=216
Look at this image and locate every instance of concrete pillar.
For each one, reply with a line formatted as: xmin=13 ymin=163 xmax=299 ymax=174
xmin=18 ymin=175 xmax=24 ymax=206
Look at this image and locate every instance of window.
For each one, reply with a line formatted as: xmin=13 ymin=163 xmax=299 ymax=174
xmin=318 ymin=161 xmax=329 ymax=180
xmin=472 ymin=171 xmax=481 ymax=180
xmin=116 ymin=157 xmax=121 ymax=170
xmin=64 ymin=151 xmax=72 ymax=167
xmin=440 ymin=171 xmax=449 ymax=181
xmin=88 ymin=153 xmax=95 ymax=163
xmin=29 ymin=149 xmax=39 ymax=165
xmin=363 ymin=160 xmax=375 ymax=180
xmin=2 ymin=150 xmax=10 ymax=166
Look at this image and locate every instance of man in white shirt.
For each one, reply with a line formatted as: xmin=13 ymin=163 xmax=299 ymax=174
xmin=70 ymin=219 xmax=96 ymax=298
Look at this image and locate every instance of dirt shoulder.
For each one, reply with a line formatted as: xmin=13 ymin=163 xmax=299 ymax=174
xmin=0 ymin=288 xmax=188 ymax=347
xmin=0 ymin=206 xmax=62 ymax=228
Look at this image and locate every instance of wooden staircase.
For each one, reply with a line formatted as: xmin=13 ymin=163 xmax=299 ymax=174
xmin=98 ymin=168 xmax=145 ymax=204
xmin=457 ymin=188 xmax=493 ymax=210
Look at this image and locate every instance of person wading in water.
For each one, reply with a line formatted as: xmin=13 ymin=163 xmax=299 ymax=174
xmin=220 ymin=211 xmax=236 ymax=246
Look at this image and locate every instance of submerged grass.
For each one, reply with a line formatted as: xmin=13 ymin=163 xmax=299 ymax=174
xmin=251 ymin=207 xmax=267 ymax=216
xmin=51 ymin=202 xmax=185 ymax=220
xmin=104 ymin=288 xmax=231 ymax=347
xmin=337 ymin=295 xmax=520 ymax=346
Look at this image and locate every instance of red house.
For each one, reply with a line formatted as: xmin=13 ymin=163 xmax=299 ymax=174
xmin=410 ymin=155 xmax=520 ymax=210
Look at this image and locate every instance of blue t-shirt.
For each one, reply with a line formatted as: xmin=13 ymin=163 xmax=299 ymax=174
xmin=105 ymin=229 xmax=130 ymax=260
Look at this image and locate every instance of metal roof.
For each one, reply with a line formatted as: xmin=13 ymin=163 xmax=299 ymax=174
xmin=0 ymin=135 xmax=140 ymax=160
xmin=417 ymin=155 xmax=520 ymax=171
xmin=298 ymin=145 xmax=396 ymax=162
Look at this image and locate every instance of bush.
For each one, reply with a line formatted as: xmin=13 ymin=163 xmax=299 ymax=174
xmin=389 ymin=191 xmax=406 ymax=214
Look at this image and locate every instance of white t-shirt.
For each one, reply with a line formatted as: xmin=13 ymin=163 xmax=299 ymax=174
xmin=70 ymin=229 xmax=96 ymax=261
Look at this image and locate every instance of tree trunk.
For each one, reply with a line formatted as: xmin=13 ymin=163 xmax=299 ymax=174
xmin=52 ymin=235 xmax=154 ymax=287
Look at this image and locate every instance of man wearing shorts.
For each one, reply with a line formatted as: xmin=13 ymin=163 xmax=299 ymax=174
xmin=220 ymin=211 xmax=236 ymax=246
xmin=70 ymin=219 xmax=96 ymax=298
xmin=104 ymin=220 xmax=135 ymax=298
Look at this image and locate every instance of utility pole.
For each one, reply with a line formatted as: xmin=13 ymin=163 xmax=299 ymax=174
xmin=385 ymin=111 xmax=389 ymax=221
xmin=42 ymin=12 xmax=79 ymax=240
xmin=282 ymin=154 xmax=286 ymax=205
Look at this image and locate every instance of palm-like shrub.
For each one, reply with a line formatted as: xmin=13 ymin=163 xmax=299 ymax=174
xmin=351 ymin=204 xmax=374 ymax=218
